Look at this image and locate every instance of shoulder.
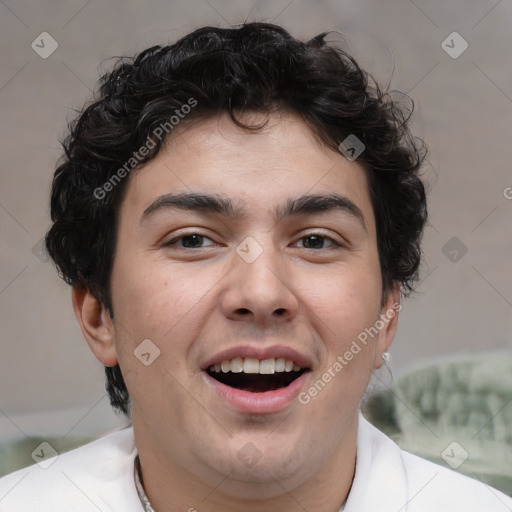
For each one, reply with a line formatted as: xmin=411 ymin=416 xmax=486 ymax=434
xmin=399 ymin=448 xmax=512 ymax=510
xmin=0 ymin=428 xmax=143 ymax=512
xmin=345 ymin=415 xmax=512 ymax=512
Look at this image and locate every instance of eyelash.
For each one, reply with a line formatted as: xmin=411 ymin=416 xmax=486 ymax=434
xmin=163 ymin=233 xmax=216 ymax=249
xmin=163 ymin=232 xmax=343 ymax=250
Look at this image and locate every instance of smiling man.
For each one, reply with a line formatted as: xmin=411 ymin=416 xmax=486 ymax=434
xmin=1 ymin=22 xmax=511 ymax=512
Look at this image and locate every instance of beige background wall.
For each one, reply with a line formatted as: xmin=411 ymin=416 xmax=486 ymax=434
xmin=1 ymin=0 xmax=511 ymax=442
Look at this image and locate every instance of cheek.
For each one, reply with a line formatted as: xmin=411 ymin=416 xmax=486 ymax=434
xmin=111 ymin=258 xmax=209 ymax=339
xmin=296 ymin=267 xmax=383 ymax=412
xmin=109 ymin=257 xmax=224 ymax=392
xmin=298 ymin=265 xmax=382 ymax=346
xmin=109 ymin=260 xmax=208 ymax=422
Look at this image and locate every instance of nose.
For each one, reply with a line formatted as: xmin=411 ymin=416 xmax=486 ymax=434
xmin=220 ymin=241 xmax=299 ymax=327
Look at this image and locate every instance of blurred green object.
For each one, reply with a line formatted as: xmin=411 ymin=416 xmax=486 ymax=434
xmin=363 ymin=351 xmax=512 ymax=497
xmin=0 ymin=436 xmax=93 ymax=477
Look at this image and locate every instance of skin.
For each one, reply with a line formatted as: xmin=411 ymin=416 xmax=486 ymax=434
xmin=72 ymin=111 xmax=400 ymax=512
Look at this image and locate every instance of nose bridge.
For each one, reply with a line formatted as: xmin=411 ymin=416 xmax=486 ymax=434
xmin=220 ymin=234 xmax=299 ymax=323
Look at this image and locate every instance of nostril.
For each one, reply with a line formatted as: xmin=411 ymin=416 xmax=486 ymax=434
xmin=274 ymin=308 xmax=287 ymax=316
xmin=236 ymin=308 xmax=251 ymax=315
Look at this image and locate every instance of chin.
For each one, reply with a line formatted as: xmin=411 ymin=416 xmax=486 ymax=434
xmin=199 ymin=441 xmax=313 ymax=500
xmin=214 ymin=468 xmax=304 ymax=501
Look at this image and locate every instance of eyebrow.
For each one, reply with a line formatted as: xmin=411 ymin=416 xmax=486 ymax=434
xmin=141 ymin=192 xmax=367 ymax=230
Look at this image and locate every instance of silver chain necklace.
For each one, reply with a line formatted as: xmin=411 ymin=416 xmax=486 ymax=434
xmin=134 ymin=455 xmax=156 ymax=512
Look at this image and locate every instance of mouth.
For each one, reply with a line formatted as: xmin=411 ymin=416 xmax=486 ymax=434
xmin=201 ymin=347 xmax=313 ymax=413
xmin=206 ymin=357 xmax=308 ymax=393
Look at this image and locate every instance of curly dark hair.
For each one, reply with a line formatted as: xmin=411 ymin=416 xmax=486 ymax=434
xmin=45 ymin=22 xmax=427 ymax=415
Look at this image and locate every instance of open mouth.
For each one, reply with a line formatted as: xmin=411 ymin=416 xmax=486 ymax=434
xmin=206 ymin=357 xmax=308 ymax=393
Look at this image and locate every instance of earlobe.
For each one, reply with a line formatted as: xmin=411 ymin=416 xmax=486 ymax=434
xmin=71 ymin=286 xmax=118 ymax=367
xmin=374 ymin=283 xmax=401 ymax=369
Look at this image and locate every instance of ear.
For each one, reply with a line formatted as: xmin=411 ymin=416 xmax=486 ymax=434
xmin=71 ymin=286 xmax=118 ymax=367
xmin=373 ymin=283 xmax=401 ymax=369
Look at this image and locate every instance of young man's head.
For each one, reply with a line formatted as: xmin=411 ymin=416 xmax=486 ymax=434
xmin=45 ymin=22 xmax=426 ymax=504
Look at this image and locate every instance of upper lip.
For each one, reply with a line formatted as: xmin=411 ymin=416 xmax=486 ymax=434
xmin=201 ymin=345 xmax=313 ymax=371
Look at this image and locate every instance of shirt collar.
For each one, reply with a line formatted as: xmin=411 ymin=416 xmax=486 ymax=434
xmin=343 ymin=413 xmax=408 ymax=511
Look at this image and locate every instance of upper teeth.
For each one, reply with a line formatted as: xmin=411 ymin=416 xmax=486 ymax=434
xmin=209 ymin=357 xmax=301 ymax=374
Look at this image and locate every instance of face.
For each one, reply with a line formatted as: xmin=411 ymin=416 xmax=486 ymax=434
xmin=77 ymin=112 xmax=399 ymax=500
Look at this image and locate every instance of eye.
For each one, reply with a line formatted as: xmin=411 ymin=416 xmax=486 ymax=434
xmin=294 ymin=234 xmax=340 ymax=250
xmin=164 ymin=233 xmax=216 ymax=249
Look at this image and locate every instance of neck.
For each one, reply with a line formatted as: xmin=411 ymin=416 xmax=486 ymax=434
xmin=133 ymin=415 xmax=358 ymax=512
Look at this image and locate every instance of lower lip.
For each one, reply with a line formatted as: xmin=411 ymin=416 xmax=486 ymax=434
xmin=203 ymin=371 xmax=309 ymax=414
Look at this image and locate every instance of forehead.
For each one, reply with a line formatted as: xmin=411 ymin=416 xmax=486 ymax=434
xmin=119 ymin=112 xmax=375 ymax=230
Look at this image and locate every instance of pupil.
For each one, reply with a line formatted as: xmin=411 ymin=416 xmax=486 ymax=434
xmin=305 ymin=235 xmax=322 ymax=248
xmin=183 ymin=234 xmax=203 ymax=248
